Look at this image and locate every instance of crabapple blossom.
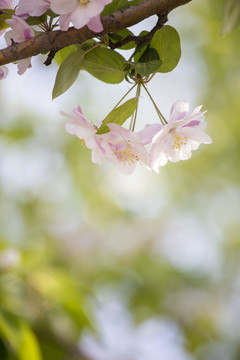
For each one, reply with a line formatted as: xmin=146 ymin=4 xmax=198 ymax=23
xmin=63 ymin=105 xmax=100 ymax=147
xmin=138 ymin=123 xmax=162 ymax=145
xmin=149 ymin=101 xmax=212 ymax=173
xmin=50 ymin=0 xmax=112 ymax=32
xmin=63 ymin=105 xmax=150 ymax=175
xmin=63 ymin=105 xmax=116 ymax=165
xmin=0 ymin=0 xmax=14 ymax=9
xmin=5 ymin=16 xmax=35 ymax=75
xmin=105 ymin=123 xmax=149 ymax=175
xmin=0 ymin=65 xmax=8 ymax=79
xmin=15 ymin=0 xmax=51 ymax=17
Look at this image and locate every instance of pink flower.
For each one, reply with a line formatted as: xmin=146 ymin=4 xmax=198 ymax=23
xmin=0 ymin=0 xmax=14 ymax=9
xmin=63 ymin=105 xmax=99 ymax=146
xmin=63 ymin=106 xmax=149 ymax=174
xmin=15 ymin=0 xmax=50 ymax=17
xmin=138 ymin=123 xmax=162 ymax=145
xmin=63 ymin=105 xmax=115 ymax=165
xmin=149 ymin=101 xmax=212 ymax=173
xmin=50 ymin=0 xmax=112 ymax=32
xmin=106 ymin=123 xmax=149 ymax=175
xmin=0 ymin=65 xmax=8 ymax=79
xmin=5 ymin=16 xmax=35 ymax=75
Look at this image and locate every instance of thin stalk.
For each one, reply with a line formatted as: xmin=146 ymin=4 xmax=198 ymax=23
xmin=131 ymin=83 xmax=141 ymax=131
xmin=113 ymin=83 xmax=137 ymax=110
xmin=142 ymin=83 xmax=167 ymax=125
xmin=48 ymin=16 xmax=53 ymax=31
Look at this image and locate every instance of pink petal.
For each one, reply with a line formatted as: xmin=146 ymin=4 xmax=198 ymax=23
xmin=17 ymin=58 xmax=32 ymax=75
xmin=58 ymin=14 xmax=71 ymax=31
xmin=50 ymin=0 xmax=77 ymax=15
xmin=87 ymin=14 xmax=103 ymax=32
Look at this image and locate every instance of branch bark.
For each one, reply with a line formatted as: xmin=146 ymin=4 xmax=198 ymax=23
xmin=0 ymin=0 xmax=192 ymax=66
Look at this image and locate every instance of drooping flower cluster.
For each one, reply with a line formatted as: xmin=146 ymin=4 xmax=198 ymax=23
xmin=0 ymin=0 xmax=112 ymax=79
xmin=63 ymin=101 xmax=212 ymax=175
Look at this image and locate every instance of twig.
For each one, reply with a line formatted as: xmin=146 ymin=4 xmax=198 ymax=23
xmin=108 ymin=12 xmax=168 ymax=50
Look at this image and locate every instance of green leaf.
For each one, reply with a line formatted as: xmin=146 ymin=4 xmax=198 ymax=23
xmin=132 ymin=31 xmax=149 ymax=62
xmin=0 ymin=11 xmax=14 ymax=31
xmin=101 ymin=0 xmax=129 ymax=16
xmin=26 ymin=14 xmax=47 ymax=26
xmin=134 ymin=60 xmax=162 ymax=77
xmin=221 ymin=0 xmax=240 ymax=34
xmin=109 ymin=29 xmax=135 ymax=50
xmin=83 ymin=47 xmax=126 ymax=84
xmin=52 ymin=48 xmax=85 ymax=99
xmin=138 ymin=47 xmax=159 ymax=63
xmin=54 ymin=45 xmax=78 ymax=66
xmin=150 ymin=25 xmax=181 ymax=73
xmin=97 ymin=97 xmax=138 ymax=134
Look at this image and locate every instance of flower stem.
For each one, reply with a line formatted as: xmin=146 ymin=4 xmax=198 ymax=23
xmin=131 ymin=84 xmax=141 ymax=131
xmin=113 ymin=83 xmax=137 ymax=110
xmin=142 ymin=84 xmax=167 ymax=125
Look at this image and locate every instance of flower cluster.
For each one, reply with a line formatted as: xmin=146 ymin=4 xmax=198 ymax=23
xmin=0 ymin=0 xmax=112 ymax=79
xmin=63 ymin=101 xmax=212 ymax=175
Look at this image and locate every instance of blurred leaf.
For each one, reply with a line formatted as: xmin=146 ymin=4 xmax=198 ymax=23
xmin=0 ymin=310 xmax=18 ymax=351
xmin=29 ymin=269 xmax=77 ymax=301
xmin=0 ymin=338 xmax=7 ymax=359
xmin=150 ymin=25 xmax=181 ymax=72
xmin=96 ymin=97 xmax=138 ymax=134
xmin=0 ymin=11 xmax=13 ymax=30
xmin=84 ymin=47 xmax=126 ymax=84
xmin=63 ymin=301 xmax=92 ymax=330
xmin=0 ymin=309 xmax=42 ymax=360
xmin=18 ymin=324 xmax=42 ymax=360
xmin=221 ymin=0 xmax=240 ymax=34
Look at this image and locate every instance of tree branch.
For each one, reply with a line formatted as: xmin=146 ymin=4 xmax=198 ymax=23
xmin=108 ymin=11 xmax=168 ymax=50
xmin=0 ymin=0 xmax=192 ymax=66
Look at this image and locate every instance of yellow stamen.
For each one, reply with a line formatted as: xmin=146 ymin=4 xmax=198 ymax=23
xmin=115 ymin=147 xmax=139 ymax=166
xmin=79 ymin=0 xmax=88 ymax=4
xmin=79 ymin=139 xmax=87 ymax=147
xmin=172 ymin=134 xmax=188 ymax=150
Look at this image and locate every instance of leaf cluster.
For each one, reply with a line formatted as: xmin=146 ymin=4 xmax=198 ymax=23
xmin=52 ymin=25 xmax=181 ymax=102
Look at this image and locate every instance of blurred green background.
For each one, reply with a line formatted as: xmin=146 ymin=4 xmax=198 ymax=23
xmin=1 ymin=0 xmax=240 ymax=359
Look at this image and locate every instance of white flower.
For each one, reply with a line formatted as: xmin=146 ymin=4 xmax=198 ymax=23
xmin=150 ymin=101 xmax=212 ymax=173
